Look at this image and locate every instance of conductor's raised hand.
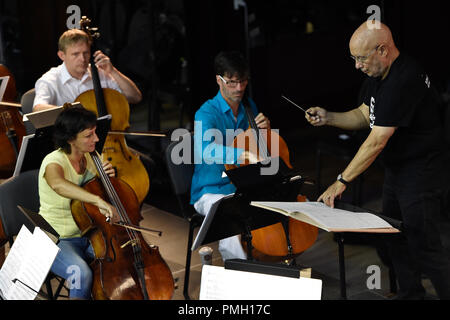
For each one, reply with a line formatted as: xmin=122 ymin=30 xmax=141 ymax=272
xmin=305 ymin=107 xmax=328 ymax=126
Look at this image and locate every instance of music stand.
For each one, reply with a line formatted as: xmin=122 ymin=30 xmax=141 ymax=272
xmin=17 ymin=205 xmax=60 ymax=244
xmin=0 ymin=76 xmax=10 ymax=101
xmin=327 ymin=199 xmax=403 ymax=299
xmin=224 ymin=157 xmax=299 ymax=195
xmin=192 ymin=157 xmax=304 ymax=258
xmin=13 ymin=108 xmax=112 ymax=176
xmin=24 ymin=106 xmax=63 ymax=130
xmin=12 ymin=128 xmax=54 ymax=176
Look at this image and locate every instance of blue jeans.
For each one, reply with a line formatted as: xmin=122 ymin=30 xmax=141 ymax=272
xmin=50 ymin=237 xmax=95 ymax=299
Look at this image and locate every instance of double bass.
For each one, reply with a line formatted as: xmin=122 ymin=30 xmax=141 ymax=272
xmin=75 ymin=17 xmax=150 ymax=203
xmin=0 ymin=65 xmax=26 ymax=178
xmin=225 ymin=99 xmax=318 ymax=262
xmin=71 ymin=151 xmax=174 ymax=300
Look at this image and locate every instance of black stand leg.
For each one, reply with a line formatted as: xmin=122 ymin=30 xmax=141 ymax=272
xmin=45 ymin=278 xmax=54 ymax=300
xmin=336 ymin=233 xmax=347 ymax=299
xmin=183 ymin=221 xmax=196 ymax=300
xmin=244 ymin=224 xmax=253 ymax=261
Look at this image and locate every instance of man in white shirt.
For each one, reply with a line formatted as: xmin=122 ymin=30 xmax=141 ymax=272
xmin=33 ymin=29 xmax=142 ymax=112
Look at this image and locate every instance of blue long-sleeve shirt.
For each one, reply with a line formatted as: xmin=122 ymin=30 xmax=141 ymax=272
xmin=190 ymin=90 xmax=258 ymax=204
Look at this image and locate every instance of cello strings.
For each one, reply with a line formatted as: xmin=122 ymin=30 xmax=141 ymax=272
xmin=247 ymin=107 xmax=269 ymax=159
xmin=91 ymin=153 xmax=136 ymax=242
xmin=93 ymin=154 xmax=142 ymax=260
xmin=92 ymin=153 xmax=143 ymax=272
xmin=244 ymin=106 xmax=270 ymax=161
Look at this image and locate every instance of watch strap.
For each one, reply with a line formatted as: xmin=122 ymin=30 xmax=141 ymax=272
xmin=337 ymin=173 xmax=350 ymax=186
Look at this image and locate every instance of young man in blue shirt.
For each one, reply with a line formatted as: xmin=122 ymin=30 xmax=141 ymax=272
xmin=191 ymin=51 xmax=270 ymax=260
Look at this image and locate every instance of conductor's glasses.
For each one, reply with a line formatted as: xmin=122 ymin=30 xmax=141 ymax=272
xmin=350 ymin=45 xmax=380 ymax=63
xmin=218 ymin=75 xmax=248 ymax=88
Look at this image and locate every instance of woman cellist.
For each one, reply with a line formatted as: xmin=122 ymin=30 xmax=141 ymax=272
xmin=38 ymin=105 xmax=174 ymax=300
xmin=38 ymin=105 xmax=118 ymax=299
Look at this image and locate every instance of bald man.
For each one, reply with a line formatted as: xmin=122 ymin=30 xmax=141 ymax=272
xmin=306 ymin=21 xmax=450 ymax=299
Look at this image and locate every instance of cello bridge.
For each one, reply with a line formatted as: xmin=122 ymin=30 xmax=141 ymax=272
xmin=120 ymin=239 xmax=138 ymax=249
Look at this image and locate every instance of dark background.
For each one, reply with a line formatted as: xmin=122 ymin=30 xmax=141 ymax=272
xmin=1 ymin=0 xmax=449 ymax=132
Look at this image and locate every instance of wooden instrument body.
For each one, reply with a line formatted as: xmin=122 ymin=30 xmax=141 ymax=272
xmin=225 ymin=128 xmax=292 ymax=170
xmin=71 ymin=175 xmax=174 ymax=300
xmin=0 ymin=65 xmax=26 ymax=178
xmin=75 ymin=88 xmax=150 ymax=203
xmin=247 ymin=195 xmax=318 ymax=261
xmin=226 ymin=104 xmax=318 ymax=260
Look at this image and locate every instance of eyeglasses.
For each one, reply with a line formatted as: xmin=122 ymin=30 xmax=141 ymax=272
xmin=350 ymin=45 xmax=380 ymax=63
xmin=218 ymin=75 xmax=249 ymax=88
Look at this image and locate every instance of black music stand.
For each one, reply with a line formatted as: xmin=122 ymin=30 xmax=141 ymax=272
xmin=17 ymin=205 xmax=60 ymax=244
xmin=13 ymin=113 xmax=111 ymax=175
xmin=192 ymin=158 xmax=304 ymax=260
xmin=332 ymin=200 xmax=402 ymax=299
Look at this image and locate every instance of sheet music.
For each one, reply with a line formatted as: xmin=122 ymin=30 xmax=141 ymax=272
xmin=253 ymin=201 xmax=392 ymax=230
xmin=200 ymin=265 xmax=322 ymax=300
xmin=0 ymin=225 xmax=33 ymax=299
xmin=0 ymin=226 xmax=60 ymax=300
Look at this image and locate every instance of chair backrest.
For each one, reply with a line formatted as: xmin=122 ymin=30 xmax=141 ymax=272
xmin=165 ymin=132 xmax=195 ymax=218
xmin=20 ymin=88 xmax=36 ymax=134
xmin=20 ymin=88 xmax=36 ymax=115
xmin=0 ymin=169 xmax=39 ymax=239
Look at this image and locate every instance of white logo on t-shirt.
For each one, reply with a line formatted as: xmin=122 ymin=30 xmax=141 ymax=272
xmin=369 ymin=97 xmax=376 ymax=128
xmin=424 ymin=74 xmax=431 ymax=88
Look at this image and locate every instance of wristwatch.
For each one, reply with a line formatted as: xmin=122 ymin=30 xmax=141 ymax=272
xmin=337 ymin=173 xmax=350 ymax=186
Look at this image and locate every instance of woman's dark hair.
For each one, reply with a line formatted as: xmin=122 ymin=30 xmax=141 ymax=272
xmin=214 ymin=51 xmax=249 ymax=79
xmin=53 ymin=105 xmax=97 ymax=154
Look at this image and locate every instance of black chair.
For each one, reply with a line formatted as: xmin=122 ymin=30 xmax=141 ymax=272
xmin=0 ymin=169 xmax=67 ymax=299
xmin=165 ymin=131 xmax=204 ymax=300
xmin=19 ymin=88 xmax=36 ymax=134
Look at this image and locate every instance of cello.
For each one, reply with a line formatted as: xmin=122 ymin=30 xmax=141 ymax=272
xmin=75 ymin=16 xmax=150 ymax=204
xmin=225 ymin=99 xmax=318 ymax=262
xmin=71 ymin=150 xmax=174 ymax=300
xmin=0 ymin=65 xmax=26 ymax=178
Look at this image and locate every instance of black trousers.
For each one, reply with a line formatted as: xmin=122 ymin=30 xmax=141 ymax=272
xmin=382 ymin=183 xmax=450 ymax=299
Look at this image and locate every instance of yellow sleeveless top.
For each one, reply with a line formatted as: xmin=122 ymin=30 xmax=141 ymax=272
xmin=38 ymin=149 xmax=97 ymax=238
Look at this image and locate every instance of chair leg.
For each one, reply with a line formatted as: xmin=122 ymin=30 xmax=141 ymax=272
xmin=183 ymin=221 xmax=196 ymax=300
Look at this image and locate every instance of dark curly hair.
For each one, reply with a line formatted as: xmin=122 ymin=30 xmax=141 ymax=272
xmin=214 ymin=51 xmax=249 ymax=79
xmin=53 ymin=104 xmax=97 ymax=154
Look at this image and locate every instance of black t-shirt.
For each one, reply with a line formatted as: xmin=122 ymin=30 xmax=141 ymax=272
xmin=363 ymin=54 xmax=446 ymax=189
